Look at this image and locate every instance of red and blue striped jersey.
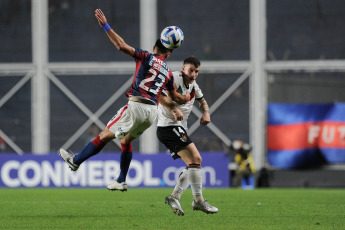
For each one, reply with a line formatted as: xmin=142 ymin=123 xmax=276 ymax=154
xmin=126 ymin=48 xmax=174 ymax=105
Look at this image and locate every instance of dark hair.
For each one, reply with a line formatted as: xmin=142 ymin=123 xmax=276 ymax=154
xmin=183 ymin=56 xmax=201 ymax=68
xmin=154 ymin=39 xmax=173 ymax=55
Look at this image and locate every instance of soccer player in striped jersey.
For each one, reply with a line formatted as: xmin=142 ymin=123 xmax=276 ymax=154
xmin=59 ymin=9 xmax=189 ymax=191
xmin=157 ymin=56 xmax=218 ymax=215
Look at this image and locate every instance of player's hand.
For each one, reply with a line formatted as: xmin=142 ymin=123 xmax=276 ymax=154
xmin=172 ymin=107 xmax=184 ymax=122
xmin=183 ymin=91 xmax=191 ymax=103
xmin=200 ymin=112 xmax=210 ymax=125
xmin=95 ymin=9 xmax=108 ymax=27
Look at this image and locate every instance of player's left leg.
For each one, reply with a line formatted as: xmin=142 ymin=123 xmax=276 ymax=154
xmin=178 ymin=144 xmax=218 ymax=214
xmin=110 ymin=134 xmax=134 ymax=189
xmin=108 ymin=103 xmax=158 ymax=191
xmin=107 ymin=133 xmax=135 ymax=191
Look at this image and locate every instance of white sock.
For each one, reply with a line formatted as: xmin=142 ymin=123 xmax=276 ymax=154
xmin=188 ymin=164 xmax=204 ymax=203
xmin=172 ymin=168 xmax=189 ymax=200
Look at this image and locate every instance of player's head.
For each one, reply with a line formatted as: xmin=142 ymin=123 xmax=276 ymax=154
xmin=154 ymin=39 xmax=173 ymax=59
xmin=182 ymin=56 xmax=201 ymax=84
xmin=183 ymin=56 xmax=201 ymax=68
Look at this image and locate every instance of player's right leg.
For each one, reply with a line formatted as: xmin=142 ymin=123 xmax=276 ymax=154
xmin=59 ymin=149 xmax=79 ymax=171
xmin=164 ymin=167 xmax=189 ymax=216
xmin=171 ymin=168 xmax=189 ymax=200
xmin=165 ymin=195 xmax=184 ymax=216
xmin=157 ymin=126 xmax=192 ymax=215
xmin=59 ymin=128 xmax=112 ymax=171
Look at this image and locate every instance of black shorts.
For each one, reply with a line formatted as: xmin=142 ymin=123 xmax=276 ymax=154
xmin=157 ymin=126 xmax=193 ymax=160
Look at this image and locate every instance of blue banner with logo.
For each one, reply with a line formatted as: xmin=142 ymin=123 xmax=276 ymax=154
xmin=0 ymin=152 xmax=230 ymax=188
xmin=267 ymin=103 xmax=345 ymax=169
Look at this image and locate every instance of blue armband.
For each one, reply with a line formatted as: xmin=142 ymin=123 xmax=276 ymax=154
xmin=102 ymin=23 xmax=111 ymax=32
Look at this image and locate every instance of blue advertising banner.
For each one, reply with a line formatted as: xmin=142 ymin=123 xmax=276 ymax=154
xmin=267 ymin=103 xmax=345 ymax=169
xmin=0 ymin=152 xmax=230 ymax=188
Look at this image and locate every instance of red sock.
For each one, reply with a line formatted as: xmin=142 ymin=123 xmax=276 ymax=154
xmin=188 ymin=163 xmax=201 ymax=169
xmin=121 ymin=143 xmax=132 ymax=153
xmin=92 ymin=136 xmax=106 ymax=149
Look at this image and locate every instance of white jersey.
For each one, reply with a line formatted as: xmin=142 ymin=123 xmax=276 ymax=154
xmin=157 ymin=71 xmax=204 ymax=130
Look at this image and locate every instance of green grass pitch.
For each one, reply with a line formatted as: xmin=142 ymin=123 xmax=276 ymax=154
xmin=0 ymin=188 xmax=344 ymax=229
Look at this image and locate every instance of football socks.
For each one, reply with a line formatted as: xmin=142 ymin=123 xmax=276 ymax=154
xmin=188 ymin=164 xmax=204 ymax=203
xmin=73 ymin=136 xmax=105 ymax=165
xmin=172 ymin=168 xmax=189 ymax=199
xmin=117 ymin=143 xmax=133 ymax=183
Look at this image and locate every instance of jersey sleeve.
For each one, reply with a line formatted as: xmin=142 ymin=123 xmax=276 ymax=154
xmin=171 ymin=71 xmax=180 ymax=89
xmin=133 ymin=48 xmax=149 ymax=62
xmin=165 ymin=71 xmax=175 ymax=92
xmin=194 ymin=82 xmax=204 ymax=100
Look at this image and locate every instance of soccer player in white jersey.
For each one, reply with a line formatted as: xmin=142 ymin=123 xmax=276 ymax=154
xmin=59 ymin=9 xmax=189 ymax=191
xmin=157 ymin=56 xmax=218 ymax=215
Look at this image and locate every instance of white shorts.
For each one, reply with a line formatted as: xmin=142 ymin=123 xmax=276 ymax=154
xmin=106 ymin=101 xmax=158 ymax=139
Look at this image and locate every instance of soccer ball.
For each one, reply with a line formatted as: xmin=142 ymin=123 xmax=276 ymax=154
xmin=160 ymin=26 xmax=184 ymax=49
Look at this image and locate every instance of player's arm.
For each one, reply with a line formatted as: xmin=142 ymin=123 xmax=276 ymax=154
xmin=167 ymin=90 xmax=190 ymax=105
xmin=95 ymin=9 xmax=135 ymax=57
xmin=198 ymin=98 xmax=210 ymax=125
xmin=159 ymin=94 xmax=184 ymax=121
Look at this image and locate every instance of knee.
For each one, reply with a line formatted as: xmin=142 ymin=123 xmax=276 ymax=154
xmin=120 ymin=134 xmax=136 ymax=145
xmin=193 ymin=155 xmax=202 ymax=164
xmin=99 ymin=129 xmax=115 ymax=143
